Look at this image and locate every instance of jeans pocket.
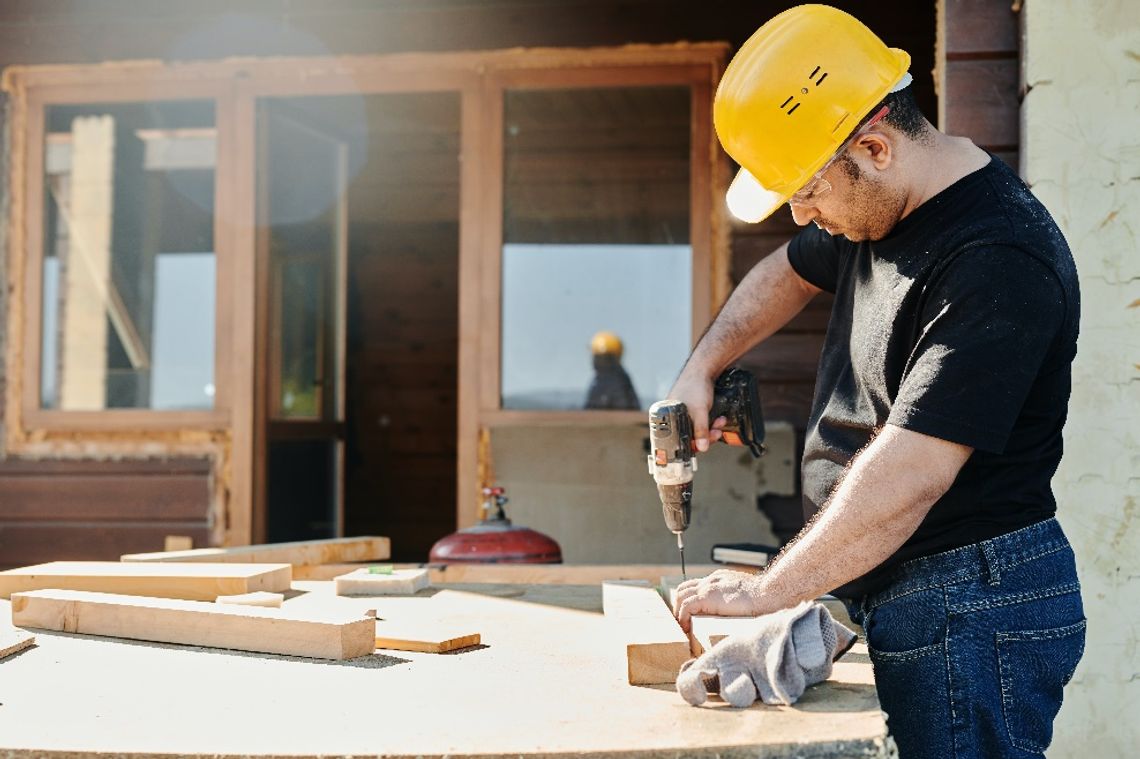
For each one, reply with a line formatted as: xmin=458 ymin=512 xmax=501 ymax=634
xmin=868 ymin=640 xmax=953 ymax=758
xmin=997 ymin=619 xmax=1087 ymax=753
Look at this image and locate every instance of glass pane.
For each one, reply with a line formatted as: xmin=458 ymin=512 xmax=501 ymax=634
xmin=501 ymin=86 xmax=692 ymax=410
xmin=260 ymin=99 xmax=350 ymax=421
xmin=41 ymin=101 xmax=216 ymax=411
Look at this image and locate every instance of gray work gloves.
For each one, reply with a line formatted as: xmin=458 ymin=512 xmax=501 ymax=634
xmin=676 ymin=601 xmax=857 ymax=708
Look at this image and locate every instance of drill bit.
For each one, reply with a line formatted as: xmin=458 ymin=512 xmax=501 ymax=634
xmin=676 ymin=532 xmax=687 ymax=579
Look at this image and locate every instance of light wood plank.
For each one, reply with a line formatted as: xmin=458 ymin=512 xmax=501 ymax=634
xmin=375 ymin=624 xmax=481 ymax=654
xmin=120 ymin=536 xmax=390 ymax=566
xmin=11 ymin=589 xmax=375 ymax=660
xmin=295 ymin=562 xmax=719 ymax=584
xmin=0 ymin=627 xmax=35 ymax=660
xmin=0 ymin=561 xmax=291 ymax=601
xmin=335 ymin=568 xmax=430 ymax=596
xmin=602 ymin=581 xmax=690 ymax=685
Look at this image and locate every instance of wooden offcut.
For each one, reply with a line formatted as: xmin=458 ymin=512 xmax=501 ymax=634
xmin=602 ymin=581 xmax=690 ymax=685
xmin=0 ymin=627 xmax=35 ymax=660
xmin=335 ymin=568 xmax=429 ymax=596
xmin=0 ymin=561 xmax=291 ymax=601
xmin=375 ymin=624 xmax=480 ymax=654
xmin=11 ymin=589 xmax=376 ymax=660
xmin=120 ymin=536 xmax=390 ymax=566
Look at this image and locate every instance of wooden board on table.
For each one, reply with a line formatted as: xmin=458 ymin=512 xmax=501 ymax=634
xmin=0 ymin=561 xmax=291 ymax=601
xmin=295 ymin=562 xmax=720 ymax=583
xmin=0 ymin=627 xmax=35 ymax=660
xmin=602 ymin=581 xmax=690 ymax=685
xmin=120 ymin=536 xmax=390 ymax=566
xmin=375 ymin=623 xmax=480 ymax=653
xmin=11 ymin=589 xmax=376 ymax=660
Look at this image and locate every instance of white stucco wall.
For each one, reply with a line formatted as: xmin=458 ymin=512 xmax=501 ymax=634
xmin=1021 ymin=2 xmax=1140 ymax=756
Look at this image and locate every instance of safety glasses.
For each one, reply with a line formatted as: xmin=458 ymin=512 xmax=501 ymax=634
xmin=788 ymin=105 xmax=891 ymax=206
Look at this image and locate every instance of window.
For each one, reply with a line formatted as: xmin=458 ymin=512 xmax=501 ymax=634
xmin=500 ymin=87 xmax=693 ymax=411
xmin=40 ymin=101 xmax=217 ymax=412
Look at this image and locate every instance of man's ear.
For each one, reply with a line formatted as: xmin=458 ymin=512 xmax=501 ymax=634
xmin=855 ymin=132 xmax=893 ymax=170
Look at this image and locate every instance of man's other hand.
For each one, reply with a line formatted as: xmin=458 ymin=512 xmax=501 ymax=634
xmin=672 ymin=569 xmax=763 ymax=631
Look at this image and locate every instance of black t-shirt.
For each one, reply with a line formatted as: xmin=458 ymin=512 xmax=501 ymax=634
xmin=787 ymin=156 xmax=1080 ymax=600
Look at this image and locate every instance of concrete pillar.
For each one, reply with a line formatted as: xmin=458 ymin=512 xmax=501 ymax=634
xmin=1022 ymin=2 xmax=1140 ymax=755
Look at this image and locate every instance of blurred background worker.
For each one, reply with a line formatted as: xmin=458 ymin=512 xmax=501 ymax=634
xmin=584 ymin=331 xmax=640 ymax=410
xmin=669 ymin=6 xmax=1083 ymax=758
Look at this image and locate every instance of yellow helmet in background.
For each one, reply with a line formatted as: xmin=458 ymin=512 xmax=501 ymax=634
xmin=590 ymin=331 xmax=624 ymax=357
xmin=715 ymin=4 xmax=911 ymax=223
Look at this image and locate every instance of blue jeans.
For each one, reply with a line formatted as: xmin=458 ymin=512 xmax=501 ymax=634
xmin=847 ymin=518 xmax=1086 ymax=758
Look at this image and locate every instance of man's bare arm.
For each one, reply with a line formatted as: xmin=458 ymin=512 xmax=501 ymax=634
xmin=670 ymin=242 xmax=820 ymax=447
xmin=674 ymin=424 xmax=973 ymax=628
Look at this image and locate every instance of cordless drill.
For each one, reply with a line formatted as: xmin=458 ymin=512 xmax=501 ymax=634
xmin=647 ymin=368 xmax=766 ymax=577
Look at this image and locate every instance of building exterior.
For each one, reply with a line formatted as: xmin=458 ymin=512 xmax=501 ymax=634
xmin=0 ymin=1 xmax=1133 ymax=754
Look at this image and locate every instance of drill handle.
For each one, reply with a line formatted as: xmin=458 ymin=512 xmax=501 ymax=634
xmin=710 ymin=368 xmax=767 ymax=458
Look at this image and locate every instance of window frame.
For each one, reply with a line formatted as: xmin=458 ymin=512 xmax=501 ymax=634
xmin=3 ymin=44 xmax=729 ymax=540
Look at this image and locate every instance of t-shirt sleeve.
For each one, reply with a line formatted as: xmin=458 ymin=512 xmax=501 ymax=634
xmin=887 ymin=245 xmax=1067 ymax=453
xmin=787 ymin=226 xmax=844 ymax=293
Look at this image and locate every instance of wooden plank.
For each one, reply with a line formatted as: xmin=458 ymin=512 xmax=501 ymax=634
xmin=602 ymin=581 xmax=690 ymax=685
xmin=0 ymin=473 xmax=209 ymax=523
xmin=0 ymin=561 xmax=291 ymax=601
xmin=0 ymin=627 xmax=35 ymax=660
xmin=295 ymin=562 xmax=722 ymax=583
xmin=120 ymin=536 xmax=390 ymax=565
xmin=374 ymin=623 xmax=480 ymax=654
xmin=944 ymin=0 xmax=1019 ymax=56
xmin=0 ymin=524 xmax=213 ymax=569
xmin=11 ymin=589 xmax=375 ymax=660
xmin=944 ymin=58 xmax=1020 ymax=148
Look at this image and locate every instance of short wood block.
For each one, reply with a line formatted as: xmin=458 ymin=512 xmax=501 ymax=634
xmin=0 ymin=561 xmax=292 ymax=601
xmin=335 ymin=568 xmax=430 ymax=596
xmin=602 ymin=581 xmax=690 ymax=685
xmin=121 ymin=536 xmax=390 ymax=566
xmin=12 ymin=589 xmax=376 ymax=660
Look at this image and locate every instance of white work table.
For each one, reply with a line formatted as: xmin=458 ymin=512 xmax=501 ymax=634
xmin=0 ymin=581 xmax=889 ymax=758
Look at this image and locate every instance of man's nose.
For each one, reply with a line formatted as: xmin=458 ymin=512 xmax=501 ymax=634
xmin=789 ymin=201 xmax=817 ymax=226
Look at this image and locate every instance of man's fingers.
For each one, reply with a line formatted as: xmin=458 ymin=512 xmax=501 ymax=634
xmin=677 ymin=593 xmax=706 ymax=632
xmin=672 ymin=581 xmax=698 ymax=614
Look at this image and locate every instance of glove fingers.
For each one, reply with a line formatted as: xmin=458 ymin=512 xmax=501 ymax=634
xmin=719 ymin=666 xmax=758 ymax=709
xmin=676 ymin=660 xmax=717 ymax=706
xmin=833 ymin=619 xmax=858 ymax=661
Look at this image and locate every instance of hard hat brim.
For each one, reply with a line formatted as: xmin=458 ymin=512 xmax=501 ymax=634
xmin=726 ymin=167 xmax=788 ymax=224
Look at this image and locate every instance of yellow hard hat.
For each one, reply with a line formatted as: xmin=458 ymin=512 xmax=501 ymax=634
xmin=590 ymin=331 xmax=623 ymax=357
xmin=715 ymin=4 xmax=912 ymax=223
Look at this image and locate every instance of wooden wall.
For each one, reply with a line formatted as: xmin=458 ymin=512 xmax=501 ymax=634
xmin=939 ymin=0 xmax=1021 ymax=166
xmin=0 ymin=459 xmax=211 ymax=569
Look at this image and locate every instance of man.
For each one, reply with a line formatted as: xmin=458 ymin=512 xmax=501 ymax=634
xmin=584 ymin=330 xmax=641 ymax=410
xmin=670 ymin=6 xmax=1085 ymax=758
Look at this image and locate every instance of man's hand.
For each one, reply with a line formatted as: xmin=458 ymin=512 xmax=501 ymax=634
xmin=666 ymin=371 xmax=726 ymax=452
xmin=672 ymin=569 xmax=765 ymax=632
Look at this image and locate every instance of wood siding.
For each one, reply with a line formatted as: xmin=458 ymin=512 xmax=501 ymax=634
xmin=0 ymin=459 xmax=211 ymax=568
xmin=940 ymin=0 xmax=1021 ymax=166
